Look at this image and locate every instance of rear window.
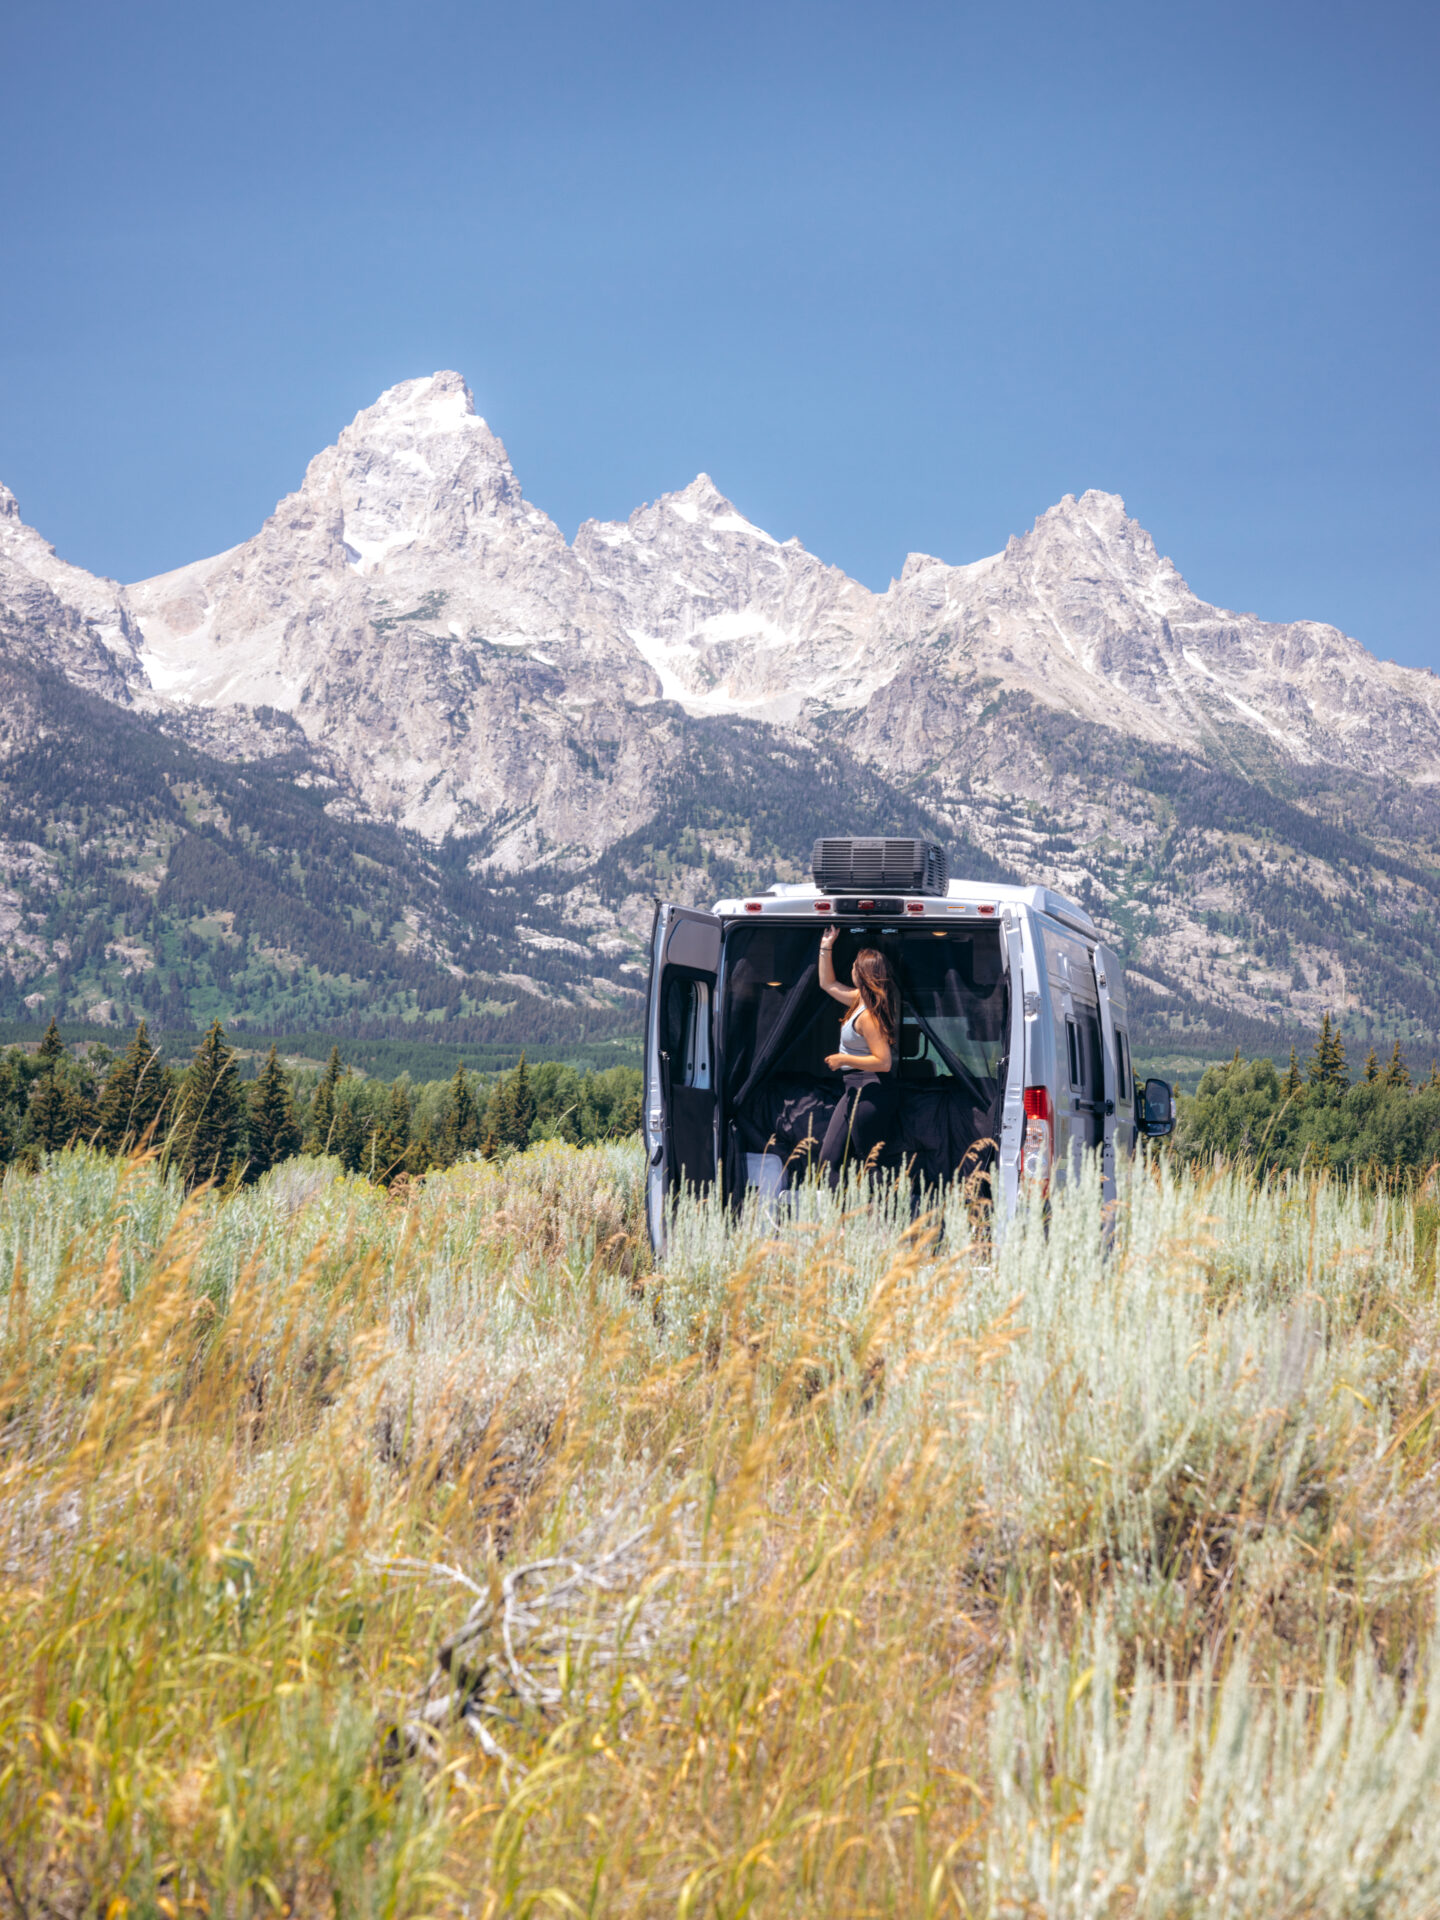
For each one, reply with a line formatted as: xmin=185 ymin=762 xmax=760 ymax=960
xmin=720 ymin=921 xmax=1008 ymax=1091
xmin=896 ymin=927 xmax=1007 ymax=1084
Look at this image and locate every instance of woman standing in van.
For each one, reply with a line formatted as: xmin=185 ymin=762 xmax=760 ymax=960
xmin=817 ymin=929 xmax=901 ymax=1185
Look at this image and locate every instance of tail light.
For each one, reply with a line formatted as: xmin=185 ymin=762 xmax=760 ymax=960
xmin=905 ymin=901 xmax=924 ymax=914
xmin=744 ymin=901 xmax=763 ymax=913
xmin=814 ymin=899 xmax=832 ymax=913
xmin=1022 ymin=1086 xmax=1053 ymax=1187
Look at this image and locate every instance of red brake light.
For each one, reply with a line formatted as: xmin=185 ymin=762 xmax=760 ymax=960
xmin=1022 ymin=1086 xmax=1053 ymax=1189
xmin=905 ymin=901 xmax=924 ymax=914
xmin=745 ymin=901 xmax=762 ymax=913
xmin=857 ymin=898 xmax=875 ymax=911
xmin=814 ymin=900 xmax=832 ymax=913
xmin=978 ymin=904 xmax=996 ymax=916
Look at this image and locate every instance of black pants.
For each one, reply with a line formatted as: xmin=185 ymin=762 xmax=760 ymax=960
xmin=819 ymin=1074 xmax=901 ymax=1187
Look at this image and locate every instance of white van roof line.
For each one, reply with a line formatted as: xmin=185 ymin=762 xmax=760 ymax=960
xmin=749 ymin=879 xmax=1098 ymax=937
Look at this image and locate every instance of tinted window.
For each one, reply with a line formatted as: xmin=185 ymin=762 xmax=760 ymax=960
xmin=722 ymin=924 xmax=839 ymax=1084
xmin=1066 ymin=1018 xmax=1081 ymax=1087
xmin=721 ymin=923 xmax=1008 ymax=1092
xmin=894 ymin=928 xmax=1007 ymax=1084
xmin=1077 ymin=1006 xmax=1103 ymax=1100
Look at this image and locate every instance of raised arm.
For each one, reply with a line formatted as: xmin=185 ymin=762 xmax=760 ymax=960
xmin=818 ymin=927 xmax=856 ymax=1004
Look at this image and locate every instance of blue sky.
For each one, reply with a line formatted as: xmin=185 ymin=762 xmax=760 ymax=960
xmin=1 ymin=0 xmax=1435 ymax=665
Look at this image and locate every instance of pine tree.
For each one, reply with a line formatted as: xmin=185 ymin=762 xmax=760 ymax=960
xmin=63 ymin=1076 xmax=98 ymax=1146
xmin=26 ymin=1073 xmax=74 ymax=1153
xmin=1384 ymin=1041 xmax=1412 ymax=1090
xmin=440 ymin=1063 xmax=480 ymax=1163
xmin=36 ymin=1018 xmax=65 ymax=1071
xmin=371 ymin=1080 xmax=412 ymax=1185
xmin=333 ymin=1091 xmax=368 ymax=1175
xmin=96 ymin=1020 xmax=170 ymax=1154
xmin=24 ymin=1015 xmax=94 ymax=1154
xmin=507 ymin=1053 xmax=536 ymax=1148
xmin=1363 ymin=1047 xmax=1380 ymax=1084
xmin=304 ymin=1047 xmax=345 ymax=1155
xmin=1307 ymin=1014 xmax=1347 ymax=1092
xmin=483 ymin=1075 xmax=513 ymax=1154
xmin=174 ymin=1020 xmax=246 ymax=1188
xmin=1282 ymin=1046 xmax=1303 ymax=1099
xmin=247 ymin=1045 xmax=302 ymax=1181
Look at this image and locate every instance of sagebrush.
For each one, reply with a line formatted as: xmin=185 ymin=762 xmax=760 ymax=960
xmin=3 ymin=1142 xmax=1440 ymax=1916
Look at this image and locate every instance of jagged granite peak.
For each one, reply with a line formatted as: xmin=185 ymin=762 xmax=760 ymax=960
xmin=880 ymin=488 xmax=1440 ymax=778
xmin=575 ymin=472 xmax=876 ymax=721
xmin=0 ymin=480 xmax=145 ymax=700
xmin=8 ymin=381 xmax=1440 ymax=1047
xmin=121 ymin=372 xmax=663 ymax=851
xmin=5 ymin=374 xmax=1440 ymax=858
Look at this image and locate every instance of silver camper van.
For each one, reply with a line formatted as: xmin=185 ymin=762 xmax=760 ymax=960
xmin=643 ymin=836 xmax=1174 ymax=1249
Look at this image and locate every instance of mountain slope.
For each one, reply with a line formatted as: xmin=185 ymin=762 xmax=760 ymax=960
xmin=3 ymin=369 xmax=1439 ymax=1054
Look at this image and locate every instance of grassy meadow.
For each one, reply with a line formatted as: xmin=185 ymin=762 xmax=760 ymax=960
xmin=4 ymin=1141 xmax=1440 ymax=1916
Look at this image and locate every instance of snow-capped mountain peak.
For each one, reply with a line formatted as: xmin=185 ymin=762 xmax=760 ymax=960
xmin=4 ymin=369 xmax=1440 ymax=860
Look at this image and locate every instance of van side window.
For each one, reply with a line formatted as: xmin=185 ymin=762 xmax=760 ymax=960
xmin=1115 ymin=1027 xmax=1131 ymax=1101
xmin=1066 ymin=1018 xmax=1081 ymax=1088
xmin=662 ymin=976 xmax=712 ymax=1090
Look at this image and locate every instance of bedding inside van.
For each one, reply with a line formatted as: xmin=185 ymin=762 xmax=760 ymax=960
xmin=720 ymin=922 xmax=1009 ymax=1197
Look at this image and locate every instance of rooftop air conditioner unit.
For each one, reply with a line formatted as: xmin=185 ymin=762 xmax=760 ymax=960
xmin=811 ymin=836 xmax=949 ymax=896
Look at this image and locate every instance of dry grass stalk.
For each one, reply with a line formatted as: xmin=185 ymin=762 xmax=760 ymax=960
xmin=1 ymin=1141 xmax=1440 ymax=1914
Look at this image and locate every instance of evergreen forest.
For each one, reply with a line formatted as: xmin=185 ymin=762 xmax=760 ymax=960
xmin=0 ymin=1016 xmax=641 ymax=1188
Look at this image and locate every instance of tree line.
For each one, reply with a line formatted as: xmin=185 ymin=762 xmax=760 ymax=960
xmin=0 ymin=1018 xmax=641 ymax=1189
xmin=1174 ymin=1013 xmax=1440 ymax=1177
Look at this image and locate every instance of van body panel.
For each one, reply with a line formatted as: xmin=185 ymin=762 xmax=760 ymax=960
xmin=997 ymin=910 xmax=1029 ymax=1216
xmin=1093 ymin=942 xmax=1126 ymax=1201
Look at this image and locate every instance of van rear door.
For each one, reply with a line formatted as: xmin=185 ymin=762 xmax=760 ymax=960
xmin=1092 ymin=942 xmax=1124 ymax=1202
xmin=644 ymin=904 xmax=723 ymax=1250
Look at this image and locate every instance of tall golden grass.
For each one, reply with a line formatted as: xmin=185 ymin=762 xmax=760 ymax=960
xmin=3 ymin=1141 xmax=1440 ymax=1916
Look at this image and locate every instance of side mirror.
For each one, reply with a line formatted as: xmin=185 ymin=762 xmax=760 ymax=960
xmin=1135 ymin=1078 xmax=1174 ymax=1138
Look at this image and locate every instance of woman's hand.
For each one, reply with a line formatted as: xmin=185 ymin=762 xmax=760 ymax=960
xmin=825 ymin=1052 xmax=847 ymax=1071
xmin=820 ymin=926 xmax=838 ymax=951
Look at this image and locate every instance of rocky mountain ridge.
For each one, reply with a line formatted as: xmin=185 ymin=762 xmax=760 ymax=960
xmin=3 ymin=369 xmax=1439 ymax=1054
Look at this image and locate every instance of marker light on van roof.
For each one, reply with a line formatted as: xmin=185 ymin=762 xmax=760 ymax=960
xmin=978 ymin=904 xmax=996 ymax=915
xmin=745 ymin=901 xmax=762 ymax=912
xmin=905 ymin=901 xmax=924 ymax=914
xmin=813 ymin=900 xmax=832 ymax=912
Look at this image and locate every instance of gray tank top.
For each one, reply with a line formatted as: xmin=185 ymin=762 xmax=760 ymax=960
xmin=840 ymin=1005 xmax=866 ymax=1055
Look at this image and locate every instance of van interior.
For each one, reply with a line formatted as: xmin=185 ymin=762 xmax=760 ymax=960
xmin=716 ymin=922 xmax=1010 ymax=1196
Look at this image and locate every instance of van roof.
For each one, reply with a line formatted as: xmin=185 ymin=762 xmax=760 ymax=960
xmin=715 ymin=879 xmax=1098 ymax=937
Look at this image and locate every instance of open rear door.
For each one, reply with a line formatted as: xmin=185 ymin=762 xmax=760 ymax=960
xmin=1092 ymin=943 xmax=1123 ymax=1205
xmin=644 ymin=903 xmax=722 ymax=1252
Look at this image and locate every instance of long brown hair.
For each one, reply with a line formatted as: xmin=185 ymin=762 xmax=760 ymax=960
xmin=851 ymin=948 xmax=896 ymax=1044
